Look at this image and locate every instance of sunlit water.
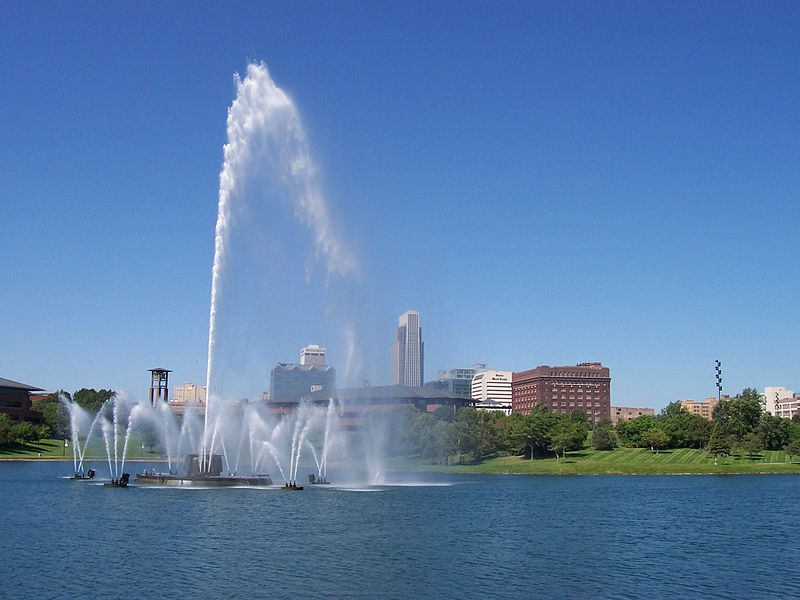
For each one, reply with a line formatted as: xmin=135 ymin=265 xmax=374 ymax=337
xmin=1 ymin=462 xmax=797 ymax=599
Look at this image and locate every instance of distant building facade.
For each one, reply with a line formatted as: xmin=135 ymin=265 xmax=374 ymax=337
xmin=0 ymin=377 xmax=44 ymax=423
xmin=679 ymin=397 xmax=727 ymax=420
xmin=268 ymin=345 xmax=336 ymax=402
xmin=300 ymin=345 xmax=326 ymax=367
xmin=512 ymin=362 xmax=611 ymax=424
xmin=172 ymin=382 xmax=207 ymax=405
xmin=170 ymin=382 xmax=207 ymax=416
xmin=764 ymin=386 xmax=797 ymax=418
xmin=611 ymin=406 xmax=655 ymax=424
xmin=425 ymin=368 xmax=475 ymax=398
xmin=471 ymin=370 xmax=512 ymax=403
xmin=392 ymin=311 xmax=424 ymax=387
xmin=270 ymin=364 xmax=336 ymax=401
xmin=265 ymin=384 xmax=470 ymax=431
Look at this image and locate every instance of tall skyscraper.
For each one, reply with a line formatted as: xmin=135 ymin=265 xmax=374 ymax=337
xmin=392 ymin=311 xmax=424 ymax=387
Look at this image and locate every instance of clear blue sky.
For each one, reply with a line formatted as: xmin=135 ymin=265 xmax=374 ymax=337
xmin=1 ymin=2 xmax=798 ymax=409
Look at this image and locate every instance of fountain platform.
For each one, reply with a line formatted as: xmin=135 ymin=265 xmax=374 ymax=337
xmin=308 ymin=474 xmax=330 ymax=485
xmin=136 ymin=473 xmax=273 ymax=487
xmin=134 ymin=454 xmax=273 ymax=487
xmin=282 ymin=482 xmax=304 ymax=491
xmin=104 ymin=473 xmax=130 ymax=488
xmin=69 ymin=469 xmax=96 ymax=480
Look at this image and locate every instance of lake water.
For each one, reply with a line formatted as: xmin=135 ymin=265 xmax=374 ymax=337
xmin=1 ymin=461 xmax=797 ymax=599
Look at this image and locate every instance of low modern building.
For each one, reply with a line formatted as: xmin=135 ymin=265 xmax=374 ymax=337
xmin=511 ymin=362 xmax=611 ymax=423
xmin=0 ymin=377 xmax=44 ymax=423
xmin=611 ymin=406 xmax=655 ymax=424
xmin=425 ymin=368 xmax=476 ymax=398
xmin=265 ymin=384 xmax=470 ymax=431
xmin=269 ymin=345 xmax=336 ymax=402
xmin=471 ymin=370 xmax=512 ymax=404
xmin=473 ymin=399 xmax=512 ymax=416
xmin=269 ymin=364 xmax=336 ymax=401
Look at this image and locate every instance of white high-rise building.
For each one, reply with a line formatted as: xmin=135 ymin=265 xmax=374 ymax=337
xmin=392 ymin=311 xmax=424 ymax=387
xmin=300 ymin=344 xmax=327 ymax=367
xmin=764 ymin=386 xmax=796 ymax=418
xmin=471 ymin=370 xmax=513 ymax=403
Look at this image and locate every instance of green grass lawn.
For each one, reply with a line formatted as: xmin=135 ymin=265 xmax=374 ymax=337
xmin=422 ymin=447 xmax=800 ymax=475
xmin=0 ymin=437 xmax=163 ymax=461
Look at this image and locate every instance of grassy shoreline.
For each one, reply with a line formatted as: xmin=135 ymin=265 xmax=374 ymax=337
xmin=5 ymin=441 xmax=800 ymax=475
xmin=0 ymin=439 xmax=163 ymax=462
xmin=411 ymin=447 xmax=800 ymax=475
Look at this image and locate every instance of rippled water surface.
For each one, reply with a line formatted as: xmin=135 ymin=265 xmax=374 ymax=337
xmin=1 ymin=461 xmax=798 ymax=599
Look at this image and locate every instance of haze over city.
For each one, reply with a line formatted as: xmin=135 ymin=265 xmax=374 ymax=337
xmin=2 ymin=4 xmax=798 ymax=409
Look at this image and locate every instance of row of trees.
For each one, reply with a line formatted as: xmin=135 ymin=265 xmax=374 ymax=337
xmin=0 ymin=413 xmax=49 ymax=446
xmin=385 ymin=388 xmax=800 ymax=464
xmin=388 ymin=405 xmax=592 ymax=464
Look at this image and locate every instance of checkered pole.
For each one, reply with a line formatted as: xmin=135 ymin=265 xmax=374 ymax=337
xmin=715 ymin=360 xmax=722 ymax=402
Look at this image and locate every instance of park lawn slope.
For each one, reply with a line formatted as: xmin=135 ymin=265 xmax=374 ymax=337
xmin=430 ymin=447 xmax=800 ymax=475
xmin=0 ymin=438 xmax=161 ymax=461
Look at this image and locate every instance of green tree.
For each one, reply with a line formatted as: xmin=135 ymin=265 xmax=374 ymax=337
xmin=615 ymin=415 xmax=660 ymax=447
xmin=784 ymin=438 xmax=800 ymax=462
xmin=707 ymin=426 xmax=730 ymax=465
xmin=0 ymin=413 xmax=15 ymax=445
xmin=35 ymin=424 xmax=50 ymax=441
xmin=14 ymin=422 xmax=37 ymax=444
xmin=72 ymin=389 xmax=116 ymax=413
xmin=32 ymin=392 xmax=69 ymax=439
xmin=641 ymin=427 xmax=669 ymax=453
xmin=513 ymin=406 xmax=556 ymax=459
xmin=432 ymin=420 xmax=456 ymax=463
xmin=681 ymin=414 xmax=713 ymax=449
xmin=741 ymin=432 xmax=764 ymax=460
xmin=591 ymin=423 xmax=616 ymax=450
xmin=455 ymin=409 xmax=500 ymax=461
xmin=757 ymin=414 xmax=792 ymax=451
xmin=713 ymin=388 xmax=763 ymax=439
xmin=548 ymin=424 xmax=577 ymax=462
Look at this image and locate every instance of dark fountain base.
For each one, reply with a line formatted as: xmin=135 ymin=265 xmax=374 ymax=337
xmin=104 ymin=473 xmax=130 ymax=488
xmin=135 ymin=454 xmax=272 ymax=487
xmin=282 ymin=482 xmax=304 ymax=491
xmin=136 ymin=473 xmax=273 ymax=487
xmin=308 ymin=474 xmax=330 ymax=485
xmin=70 ymin=469 xmax=96 ymax=481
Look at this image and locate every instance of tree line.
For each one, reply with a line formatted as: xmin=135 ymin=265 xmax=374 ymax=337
xmin=382 ymin=388 xmax=800 ymax=464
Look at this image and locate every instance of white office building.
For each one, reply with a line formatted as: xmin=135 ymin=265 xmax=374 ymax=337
xmin=300 ymin=344 xmax=327 ymax=367
xmin=471 ymin=370 xmax=512 ymax=403
xmin=392 ymin=311 xmax=424 ymax=387
xmin=764 ymin=386 xmax=798 ymax=418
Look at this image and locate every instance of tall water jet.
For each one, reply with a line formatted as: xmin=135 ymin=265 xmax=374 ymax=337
xmin=202 ymin=61 xmax=358 ymax=472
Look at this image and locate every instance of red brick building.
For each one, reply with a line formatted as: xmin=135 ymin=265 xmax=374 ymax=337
xmin=0 ymin=377 xmax=44 ymax=423
xmin=512 ymin=362 xmax=611 ymax=423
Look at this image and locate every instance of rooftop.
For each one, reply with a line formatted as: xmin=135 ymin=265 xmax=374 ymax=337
xmin=0 ymin=377 xmax=44 ymax=392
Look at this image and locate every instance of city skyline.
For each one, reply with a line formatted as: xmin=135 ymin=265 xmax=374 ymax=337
xmin=2 ymin=5 xmax=799 ymax=408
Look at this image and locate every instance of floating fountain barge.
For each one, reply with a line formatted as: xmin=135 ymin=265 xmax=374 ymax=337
xmin=135 ymin=454 xmax=272 ymax=487
xmin=104 ymin=473 xmax=130 ymax=488
xmin=69 ymin=469 xmax=96 ymax=481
